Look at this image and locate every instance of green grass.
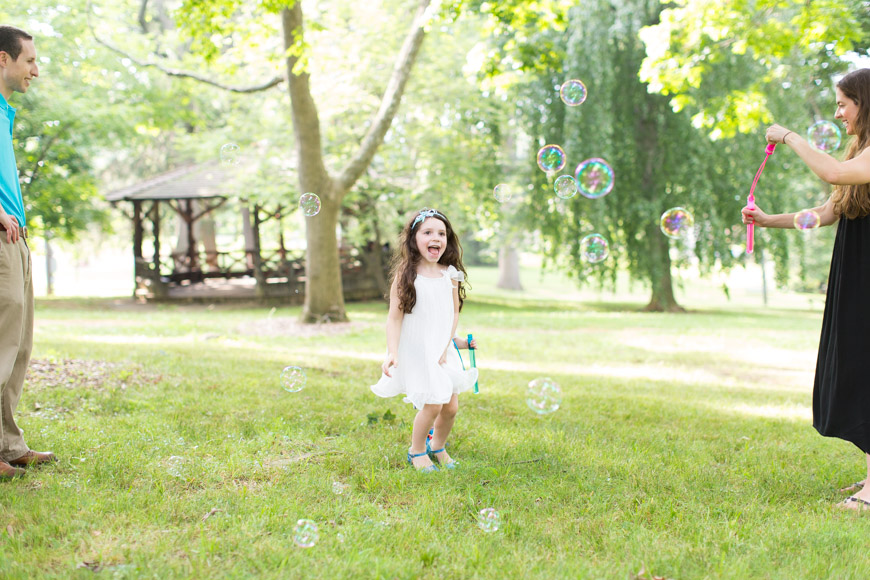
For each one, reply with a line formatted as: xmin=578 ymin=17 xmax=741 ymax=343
xmin=2 ymin=265 xmax=869 ymax=578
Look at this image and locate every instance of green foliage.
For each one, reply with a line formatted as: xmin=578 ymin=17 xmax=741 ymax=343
xmin=460 ymin=0 xmax=776 ymax=306
xmin=640 ymin=0 xmax=865 ymax=138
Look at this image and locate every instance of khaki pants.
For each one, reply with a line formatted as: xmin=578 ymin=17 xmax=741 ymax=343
xmin=0 ymin=237 xmax=32 ymax=461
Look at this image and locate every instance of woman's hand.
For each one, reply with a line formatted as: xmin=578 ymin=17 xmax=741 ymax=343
xmin=382 ymin=353 xmax=397 ymax=377
xmin=765 ymin=124 xmax=793 ymax=145
xmin=742 ymin=204 xmax=770 ymax=228
xmin=468 ymin=338 xmax=478 ymax=349
xmin=438 ymin=350 xmax=447 ymax=366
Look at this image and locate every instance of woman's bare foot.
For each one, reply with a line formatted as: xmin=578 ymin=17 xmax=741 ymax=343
xmin=838 ymin=480 xmax=866 ymax=493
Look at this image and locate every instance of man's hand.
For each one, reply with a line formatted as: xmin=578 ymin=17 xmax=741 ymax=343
xmin=0 ymin=213 xmax=19 ymax=243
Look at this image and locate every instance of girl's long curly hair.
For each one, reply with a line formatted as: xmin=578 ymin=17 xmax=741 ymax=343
xmin=832 ymin=68 xmax=870 ymax=219
xmin=389 ymin=209 xmax=468 ymax=314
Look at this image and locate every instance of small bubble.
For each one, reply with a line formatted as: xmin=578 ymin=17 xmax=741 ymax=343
xmin=293 ymin=519 xmax=319 ymax=548
xmin=477 ymin=508 xmax=501 ymax=532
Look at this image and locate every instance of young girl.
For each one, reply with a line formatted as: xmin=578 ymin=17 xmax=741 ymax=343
xmin=742 ymin=68 xmax=870 ymax=510
xmin=371 ymin=208 xmax=478 ymax=472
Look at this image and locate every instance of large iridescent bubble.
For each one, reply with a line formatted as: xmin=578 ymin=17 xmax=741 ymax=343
xmin=807 ymin=120 xmax=841 ymax=152
xmin=660 ymin=207 xmax=694 ymax=239
xmin=794 ymin=209 xmax=821 ymax=230
xmin=537 ymin=145 xmax=566 ymax=173
xmin=299 ymin=193 xmax=321 ymax=217
xmin=560 ymin=79 xmax=587 ymax=106
xmin=554 ymin=175 xmax=578 ymax=199
xmin=580 ymin=233 xmax=609 ymax=263
xmin=575 ymin=158 xmax=614 ymax=199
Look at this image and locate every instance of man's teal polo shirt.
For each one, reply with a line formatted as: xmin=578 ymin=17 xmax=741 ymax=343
xmin=0 ymin=93 xmax=25 ymax=228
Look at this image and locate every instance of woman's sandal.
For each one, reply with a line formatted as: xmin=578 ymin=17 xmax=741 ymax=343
xmin=837 ymin=495 xmax=870 ymax=511
xmin=838 ymin=481 xmax=865 ymax=493
xmin=426 ymin=439 xmax=457 ymax=469
xmin=407 ymin=450 xmax=438 ymax=473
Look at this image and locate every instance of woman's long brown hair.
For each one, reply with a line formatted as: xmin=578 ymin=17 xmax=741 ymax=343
xmin=832 ymin=68 xmax=870 ymax=219
xmin=389 ymin=209 xmax=468 ymax=314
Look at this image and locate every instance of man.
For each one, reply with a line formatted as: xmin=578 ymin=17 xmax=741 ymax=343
xmin=0 ymin=25 xmax=55 ymax=479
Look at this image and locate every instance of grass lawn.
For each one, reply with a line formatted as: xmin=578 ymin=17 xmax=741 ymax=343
xmin=2 ymin=265 xmax=868 ymax=578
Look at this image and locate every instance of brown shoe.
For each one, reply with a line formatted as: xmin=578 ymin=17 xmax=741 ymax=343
xmin=0 ymin=461 xmax=25 ymax=479
xmin=9 ymin=450 xmax=56 ymax=467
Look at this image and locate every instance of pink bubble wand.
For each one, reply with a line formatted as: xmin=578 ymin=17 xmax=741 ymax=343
xmin=745 ymin=143 xmax=776 ymax=254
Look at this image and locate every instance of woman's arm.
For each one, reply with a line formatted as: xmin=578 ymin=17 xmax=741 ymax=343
xmin=768 ymin=124 xmax=870 ymax=185
xmin=383 ymin=278 xmax=404 ymax=376
xmin=742 ymin=196 xmax=838 ymax=229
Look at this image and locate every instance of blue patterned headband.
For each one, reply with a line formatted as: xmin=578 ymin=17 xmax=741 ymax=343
xmin=411 ymin=208 xmax=446 ymax=230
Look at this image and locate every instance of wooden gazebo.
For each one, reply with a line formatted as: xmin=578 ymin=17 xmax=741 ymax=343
xmin=106 ymin=162 xmax=389 ymax=302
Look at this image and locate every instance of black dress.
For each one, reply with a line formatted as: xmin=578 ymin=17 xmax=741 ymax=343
xmin=813 ymin=214 xmax=870 ymax=453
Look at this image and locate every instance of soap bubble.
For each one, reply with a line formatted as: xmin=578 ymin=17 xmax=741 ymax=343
xmin=537 ymin=145 xmax=566 ymax=173
xmin=526 ymin=377 xmax=562 ymax=414
xmin=794 ymin=209 xmax=821 ymax=230
xmin=477 ymin=508 xmax=501 ymax=533
xmin=554 ymin=175 xmax=578 ymax=199
xmin=493 ymin=184 xmax=513 ymax=203
xmin=281 ymin=366 xmax=306 ymax=393
xmin=166 ymin=456 xmax=185 ymax=479
xmin=220 ymin=143 xmax=240 ymax=166
xmin=560 ymin=79 xmax=587 ymax=106
xmin=575 ymin=158 xmax=614 ymax=199
xmin=807 ymin=120 xmax=841 ymax=152
xmin=580 ymin=233 xmax=609 ymax=263
xmin=660 ymin=207 xmax=694 ymax=239
xmin=299 ymin=193 xmax=321 ymax=217
xmin=332 ymin=481 xmax=350 ymax=495
xmin=293 ymin=519 xmax=319 ymax=548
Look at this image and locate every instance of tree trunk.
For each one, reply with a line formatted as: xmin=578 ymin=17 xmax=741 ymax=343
xmin=45 ymin=232 xmax=54 ymax=297
xmin=300 ymin=188 xmax=347 ymax=323
xmin=282 ymin=0 xmax=431 ymax=323
xmin=496 ymin=244 xmax=523 ymax=291
xmin=643 ymin=222 xmax=683 ymax=312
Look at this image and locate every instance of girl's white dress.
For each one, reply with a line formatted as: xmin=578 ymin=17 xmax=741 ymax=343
xmin=371 ymin=265 xmax=478 ymax=409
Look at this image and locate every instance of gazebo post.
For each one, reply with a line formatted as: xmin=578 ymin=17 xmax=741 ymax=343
xmin=133 ymin=200 xmax=143 ymax=262
xmin=252 ymin=203 xmax=266 ymax=298
xmin=132 ymin=200 xmax=143 ymax=298
xmin=185 ymin=199 xmax=199 ymax=276
xmin=152 ymin=200 xmax=161 ymax=272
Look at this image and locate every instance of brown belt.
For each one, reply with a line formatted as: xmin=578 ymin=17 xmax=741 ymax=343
xmin=0 ymin=224 xmax=27 ymax=239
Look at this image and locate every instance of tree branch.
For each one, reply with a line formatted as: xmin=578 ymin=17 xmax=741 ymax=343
xmin=87 ymin=6 xmax=284 ymax=94
xmin=282 ymin=4 xmax=332 ymax=196
xmin=138 ymin=0 xmax=150 ymax=34
xmin=336 ymin=0 xmax=431 ymax=192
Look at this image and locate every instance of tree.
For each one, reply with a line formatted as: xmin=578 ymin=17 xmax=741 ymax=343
xmin=456 ymin=0 xmax=764 ymax=311
xmin=639 ymin=0 xmax=870 ymax=289
xmin=639 ymin=0 xmax=867 ymax=139
xmin=90 ymin=0 xmax=435 ymax=322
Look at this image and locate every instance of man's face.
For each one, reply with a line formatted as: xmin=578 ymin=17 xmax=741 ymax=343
xmin=1 ymin=39 xmax=38 ymax=95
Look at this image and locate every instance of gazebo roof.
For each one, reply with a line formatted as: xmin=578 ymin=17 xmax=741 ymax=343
xmin=105 ymin=161 xmax=244 ymax=202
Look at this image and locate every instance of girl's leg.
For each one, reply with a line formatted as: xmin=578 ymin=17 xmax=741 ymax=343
xmin=410 ymin=404 xmax=441 ymax=469
xmin=430 ymin=394 xmax=459 ymax=463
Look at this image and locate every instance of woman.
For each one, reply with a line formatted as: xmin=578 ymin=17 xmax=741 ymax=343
xmin=743 ymin=68 xmax=870 ymax=510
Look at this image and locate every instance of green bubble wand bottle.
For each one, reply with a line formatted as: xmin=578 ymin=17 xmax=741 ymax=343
xmin=467 ymin=333 xmax=478 ymax=393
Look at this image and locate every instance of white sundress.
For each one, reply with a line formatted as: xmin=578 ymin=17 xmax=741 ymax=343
xmin=371 ymin=265 xmax=478 ymax=409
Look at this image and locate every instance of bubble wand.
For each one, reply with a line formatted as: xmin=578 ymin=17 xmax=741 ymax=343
xmin=745 ymin=143 xmax=777 ymax=254
xmin=467 ymin=333 xmax=478 ymax=393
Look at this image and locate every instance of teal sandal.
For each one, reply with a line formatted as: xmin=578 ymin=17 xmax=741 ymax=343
xmin=426 ymin=439 xmax=457 ymax=469
xmin=407 ymin=450 xmax=438 ymax=473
